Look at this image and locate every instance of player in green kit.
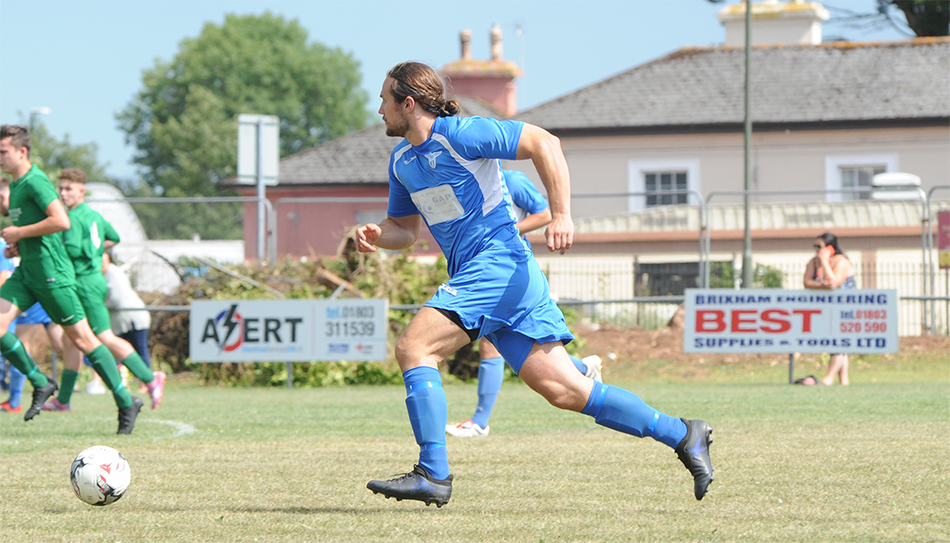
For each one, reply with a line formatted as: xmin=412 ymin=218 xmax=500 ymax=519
xmin=46 ymin=168 xmax=165 ymax=412
xmin=0 ymin=125 xmax=143 ymax=433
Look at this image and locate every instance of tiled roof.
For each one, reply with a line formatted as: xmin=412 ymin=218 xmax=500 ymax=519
xmin=516 ymin=38 xmax=950 ymax=131
xmin=272 ymin=96 xmax=506 ymax=186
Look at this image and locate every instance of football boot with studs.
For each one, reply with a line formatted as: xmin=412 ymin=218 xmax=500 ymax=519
xmin=367 ymin=464 xmax=453 ymax=507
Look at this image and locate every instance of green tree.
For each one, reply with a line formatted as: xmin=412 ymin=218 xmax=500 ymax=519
xmin=885 ymin=0 xmax=949 ymax=37
xmin=0 ymin=117 xmax=112 ymax=228
xmin=22 ymin=118 xmax=110 ymax=183
xmin=819 ymin=0 xmax=948 ymax=38
xmin=710 ymin=262 xmax=784 ymax=289
xmin=116 ymin=12 xmax=370 ymax=238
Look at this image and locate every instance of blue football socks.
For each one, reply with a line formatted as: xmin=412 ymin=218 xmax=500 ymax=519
xmin=471 ymin=356 xmax=504 ymax=428
xmin=569 ymin=354 xmax=588 ymax=375
xmin=581 ymin=381 xmax=687 ymax=449
xmin=7 ymin=363 xmax=25 ymax=409
xmin=403 ymin=366 xmax=450 ymax=480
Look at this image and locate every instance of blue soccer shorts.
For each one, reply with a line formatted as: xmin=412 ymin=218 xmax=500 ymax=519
xmin=426 ymin=249 xmax=572 ymax=373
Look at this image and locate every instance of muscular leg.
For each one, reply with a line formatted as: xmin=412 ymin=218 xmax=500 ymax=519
xmin=395 ymin=308 xmax=470 ymax=372
xmin=455 ymin=339 xmax=593 ymax=433
xmin=518 ymin=342 xmax=595 ymax=411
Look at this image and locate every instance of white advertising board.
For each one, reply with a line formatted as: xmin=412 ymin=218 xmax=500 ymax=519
xmin=683 ymin=289 xmax=898 ymax=354
xmin=236 ymin=114 xmax=279 ymax=186
xmin=190 ymin=299 xmax=388 ymax=362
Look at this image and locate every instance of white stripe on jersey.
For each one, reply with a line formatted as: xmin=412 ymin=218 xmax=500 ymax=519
xmin=391 ymin=143 xmax=412 ymax=187
xmin=511 ymin=204 xmax=529 ymax=223
xmin=430 ymin=133 xmax=504 ymax=217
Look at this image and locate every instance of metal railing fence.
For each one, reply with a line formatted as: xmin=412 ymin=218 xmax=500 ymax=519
xmin=76 ymin=189 xmax=947 ymax=336
xmin=703 ymin=186 xmax=937 ymax=332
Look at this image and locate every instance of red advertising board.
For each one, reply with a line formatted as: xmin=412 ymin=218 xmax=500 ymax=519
xmin=683 ymin=289 xmax=899 ymax=354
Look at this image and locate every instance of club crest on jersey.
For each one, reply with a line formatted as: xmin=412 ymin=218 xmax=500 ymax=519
xmin=424 ymin=151 xmax=442 ymax=168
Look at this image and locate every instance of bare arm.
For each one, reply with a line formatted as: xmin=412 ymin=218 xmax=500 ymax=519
xmin=821 ymin=255 xmax=853 ymax=290
xmin=515 ymin=208 xmax=552 ymax=236
xmin=1 ymin=199 xmax=70 ymax=244
xmin=356 ymin=214 xmax=423 ymax=253
xmin=803 ymin=257 xmax=823 ymax=289
xmin=515 ymin=124 xmax=573 ymax=254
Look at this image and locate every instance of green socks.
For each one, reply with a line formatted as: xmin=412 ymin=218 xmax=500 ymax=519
xmin=58 ymin=369 xmax=80 ymax=405
xmin=0 ymin=332 xmax=48 ymax=388
xmin=88 ymin=344 xmax=132 ymax=409
xmin=121 ymin=351 xmax=154 ymax=384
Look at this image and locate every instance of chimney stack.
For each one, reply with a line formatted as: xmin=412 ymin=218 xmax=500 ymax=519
xmin=441 ymin=25 xmax=523 ymax=117
xmin=460 ymin=29 xmax=472 ymax=60
xmin=490 ymin=23 xmax=503 ymax=60
xmin=718 ymin=0 xmax=830 ymax=46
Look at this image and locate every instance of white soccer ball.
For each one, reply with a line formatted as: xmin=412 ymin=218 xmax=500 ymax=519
xmin=70 ymin=446 xmax=131 ymax=506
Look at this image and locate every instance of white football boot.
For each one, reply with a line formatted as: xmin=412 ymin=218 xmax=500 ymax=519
xmin=445 ymin=419 xmax=490 ymax=437
xmin=582 ymin=355 xmax=603 ymax=382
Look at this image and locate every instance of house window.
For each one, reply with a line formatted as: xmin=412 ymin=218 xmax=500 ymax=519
xmin=628 ymin=159 xmax=700 ymax=212
xmin=840 ymin=165 xmax=885 ymax=200
xmin=825 ymin=154 xmax=898 ymax=202
xmin=645 ymin=171 xmax=689 ymax=207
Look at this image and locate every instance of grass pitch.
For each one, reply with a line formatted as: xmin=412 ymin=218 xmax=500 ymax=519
xmin=1 ymin=355 xmax=947 ymax=542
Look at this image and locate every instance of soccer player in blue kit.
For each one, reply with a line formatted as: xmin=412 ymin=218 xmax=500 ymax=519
xmin=446 ymin=169 xmax=603 ymax=438
xmin=360 ymin=62 xmax=714 ymax=507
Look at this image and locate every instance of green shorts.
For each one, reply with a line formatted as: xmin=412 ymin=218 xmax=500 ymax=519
xmin=0 ymin=269 xmax=85 ymax=326
xmin=75 ymin=273 xmax=111 ymax=335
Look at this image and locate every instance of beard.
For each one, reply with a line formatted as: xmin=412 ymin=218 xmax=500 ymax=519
xmin=384 ymin=113 xmax=410 ymax=138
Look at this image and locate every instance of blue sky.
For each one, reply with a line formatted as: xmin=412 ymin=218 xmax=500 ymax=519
xmin=0 ymin=0 xmax=909 ymax=181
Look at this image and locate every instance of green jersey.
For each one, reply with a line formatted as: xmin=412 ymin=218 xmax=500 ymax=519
xmin=63 ymin=202 xmax=120 ymax=278
xmin=7 ymin=164 xmax=75 ymax=287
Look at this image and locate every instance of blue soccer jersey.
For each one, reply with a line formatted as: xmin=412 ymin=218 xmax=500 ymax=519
xmin=384 ymin=116 xmax=573 ymax=361
xmin=0 ymin=240 xmax=15 ymax=274
xmin=386 ymin=116 xmax=527 ymax=277
xmin=503 ymin=170 xmax=549 ymax=226
xmin=503 ymin=170 xmax=549 ymax=250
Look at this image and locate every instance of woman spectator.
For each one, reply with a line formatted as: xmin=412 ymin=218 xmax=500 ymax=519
xmin=799 ymin=232 xmax=856 ymax=385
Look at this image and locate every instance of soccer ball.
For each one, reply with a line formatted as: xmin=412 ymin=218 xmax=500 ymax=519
xmin=70 ymin=446 xmax=131 ymax=506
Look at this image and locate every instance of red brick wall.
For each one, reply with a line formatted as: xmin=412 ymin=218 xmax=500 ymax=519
xmin=237 ymin=186 xmax=439 ymax=261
